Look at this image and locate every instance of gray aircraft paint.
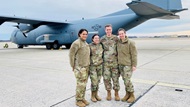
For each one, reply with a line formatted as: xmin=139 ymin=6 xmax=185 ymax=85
xmin=0 ymin=0 xmax=187 ymax=49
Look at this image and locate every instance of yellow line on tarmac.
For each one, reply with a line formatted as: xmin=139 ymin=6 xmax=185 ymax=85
xmin=157 ymin=82 xmax=190 ymax=90
xmin=132 ymin=78 xmax=157 ymax=85
xmin=132 ymin=78 xmax=190 ymax=90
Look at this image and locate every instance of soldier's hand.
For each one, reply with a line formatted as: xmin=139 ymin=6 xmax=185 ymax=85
xmin=132 ymin=66 xmax=136 ymax=71
xmin=72 ymin=67 xmax=75 ymax=72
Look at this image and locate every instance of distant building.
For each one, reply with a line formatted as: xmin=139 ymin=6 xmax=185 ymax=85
xmin=178 ymin=35 xmax=188 ymax=38
xmin=128 ymin=36 xmax=137 ymax=38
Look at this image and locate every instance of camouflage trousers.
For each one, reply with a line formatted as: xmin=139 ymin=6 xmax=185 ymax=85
xmin=118 ymin=65 xmax=134 ymax=92
xmin=74 ymin=66 xmax=89 ymax=101
xmin=103 ymin=63 xmax=120 ymax=91
xmin=90 ymin=64 xmax=103 ymax=91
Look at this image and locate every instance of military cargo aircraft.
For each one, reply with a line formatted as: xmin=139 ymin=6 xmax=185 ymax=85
xmin=0 ymin=0 xmax=187 ymax=49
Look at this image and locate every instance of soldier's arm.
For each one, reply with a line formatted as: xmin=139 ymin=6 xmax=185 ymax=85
xmin=130 ymin=41 xmax=137 ymax=69
xmin=69 ymin=43 xmax=79 ymax=71
xmin=100 ymin=43 xmax=104 ymax=59
xmin=100 ymin=37 xmax=103 ymax=44
xmin=100 ymin=37 xmax=105 ymax=50
xmin=115 ymin=36 xmax=119 ymax=56
xmin=89 ymin=44 xmax=92 ymax=56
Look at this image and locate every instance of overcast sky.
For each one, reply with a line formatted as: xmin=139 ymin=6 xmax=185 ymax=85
xmin=0 ymin=0 xmax=189 ymax=40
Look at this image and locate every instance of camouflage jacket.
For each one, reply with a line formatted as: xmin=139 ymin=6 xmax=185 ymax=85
xmin=100 ymin=35 xmax=118 ymax=64
xmin=89 ymin=42 xmax=103 ymax=66
xmin=69 ymin=38 xmax=90 ymax=67
xmin=117 ymin=36 xmax=137 ymax=67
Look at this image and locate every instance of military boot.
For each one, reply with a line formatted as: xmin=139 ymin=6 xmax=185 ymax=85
xmin=114 ymin=90 xmax=120 ymax=101
xmin=76 ymin=101 xmax=86 ymax=107
xmin=95 ymin=90 xmax=101 ymax=101
xmin=121 ymin=91 xmax=130 ymax=102
xmin=127 ymin=92 xmax=135 ymax=103
xmin=106 ymin=90 xmax=112 ymax=101
xmin=91 ymin=91 xmax=97 ymax=102
xmin=82 ymin=99 xmax=89 ymax=106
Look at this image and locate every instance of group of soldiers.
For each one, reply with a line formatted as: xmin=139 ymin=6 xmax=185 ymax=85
xmin=69 ymin=24 xmax=137 ymax=107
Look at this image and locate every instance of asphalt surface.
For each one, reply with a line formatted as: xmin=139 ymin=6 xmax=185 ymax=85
xmin=0 ymin=38 xmax=190 ymax=107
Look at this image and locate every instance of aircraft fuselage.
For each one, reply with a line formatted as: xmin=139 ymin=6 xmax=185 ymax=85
xmin=8 ymin=0 xmax=186 ymax=49
xmin=10 ymin=13 xmax=142 ymax=49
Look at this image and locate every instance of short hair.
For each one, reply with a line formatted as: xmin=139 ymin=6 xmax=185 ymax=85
xmin=105 ymin=24 xmax=112 ymax=28
xmin=91 ymin=34 xmax=99 ymax=42
xmin=78 ymin=29 xmax=88 ymax=37
xmin=118 ymin=28 xmax=126 ymax=33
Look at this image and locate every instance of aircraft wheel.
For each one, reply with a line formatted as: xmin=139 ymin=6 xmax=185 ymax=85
xmin=18 ymin=45 xmax=23 ymax=48
xmin=46 ymin=44 xmax=52 ymax=50
xmin=53 ymin=43 xmax=60 ymax=49
xmin=65 ymin=44 xmax=71 ymax=49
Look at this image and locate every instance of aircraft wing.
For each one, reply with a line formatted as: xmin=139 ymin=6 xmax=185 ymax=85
xmin=0 ymin=15 xmax=69 ymax=25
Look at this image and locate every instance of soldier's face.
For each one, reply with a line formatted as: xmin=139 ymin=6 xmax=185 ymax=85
xmin=80 ymin=31 xmax=88 ymax=41
xmin=105 ymin=26 xmax=112 ymax=37
xmin=93 ymin=35 xmax=100 ymax=44
xmin=118 ymin=30 xmax=126 ymax=40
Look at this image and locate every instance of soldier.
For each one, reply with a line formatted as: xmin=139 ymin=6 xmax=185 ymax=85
xmin=117 ymin=28 xmax=137 ymax=103
xmin=89 ymin=34 xmax=103 ymax=102
xmin=69 ymin=29 xmax=90 ymax=107
xmin=100 ymin=24 xmax=120 ymax=101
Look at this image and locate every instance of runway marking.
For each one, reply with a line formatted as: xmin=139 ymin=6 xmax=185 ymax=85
xmin=50 ymin=95 xmax=75 ymax=107
xmin=129 ymin=82 xmax=158 ymax=107
xmin=130 ymin=78 xmax=190 ymax=106
xmin=133 ymin=78 xmax=190 ymax=90
xmin=137 ymin=47 xmax=184 ymax=68
xmin=137 ymin=68 xmax=186 ymax=73
xmin=50 ymin=78 xmax=190 ymax=107
xmin=157 ymin=82 xmax=190 ymax=90
xmin=50 ymin=83 xmax=104 ymax=107
xmin=133 ymin=78 xmax=156 ymax=85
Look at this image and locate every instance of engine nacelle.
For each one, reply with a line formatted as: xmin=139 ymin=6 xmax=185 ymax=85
xmin=17 ymin=24 xmax=35 ymax=33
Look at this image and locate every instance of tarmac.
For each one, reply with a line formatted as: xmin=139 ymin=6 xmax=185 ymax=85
xmin=0 ymin=38 xmax=190 ymax=107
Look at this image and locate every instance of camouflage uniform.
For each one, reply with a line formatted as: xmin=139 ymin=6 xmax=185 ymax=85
xmin=100 ymin=35 xmax=120 ymax=91
xmin=89 ymin=42 xmax=103 ymax=91
xmin=117 ymin=36 xmax=137 ymax=92
xmin=69 ymin=38 xmax=90 ymax=101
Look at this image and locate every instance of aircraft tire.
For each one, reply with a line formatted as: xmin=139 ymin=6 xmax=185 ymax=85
xmin=52 ymin=42 xmax=60 ymax=49
xmin=18 ymin=45 xmax=23 ymax=48
xmin=46 ymin=44 xmax=52 ymax=50
xmin=65 ymin=44 xmax=71 ymax=49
